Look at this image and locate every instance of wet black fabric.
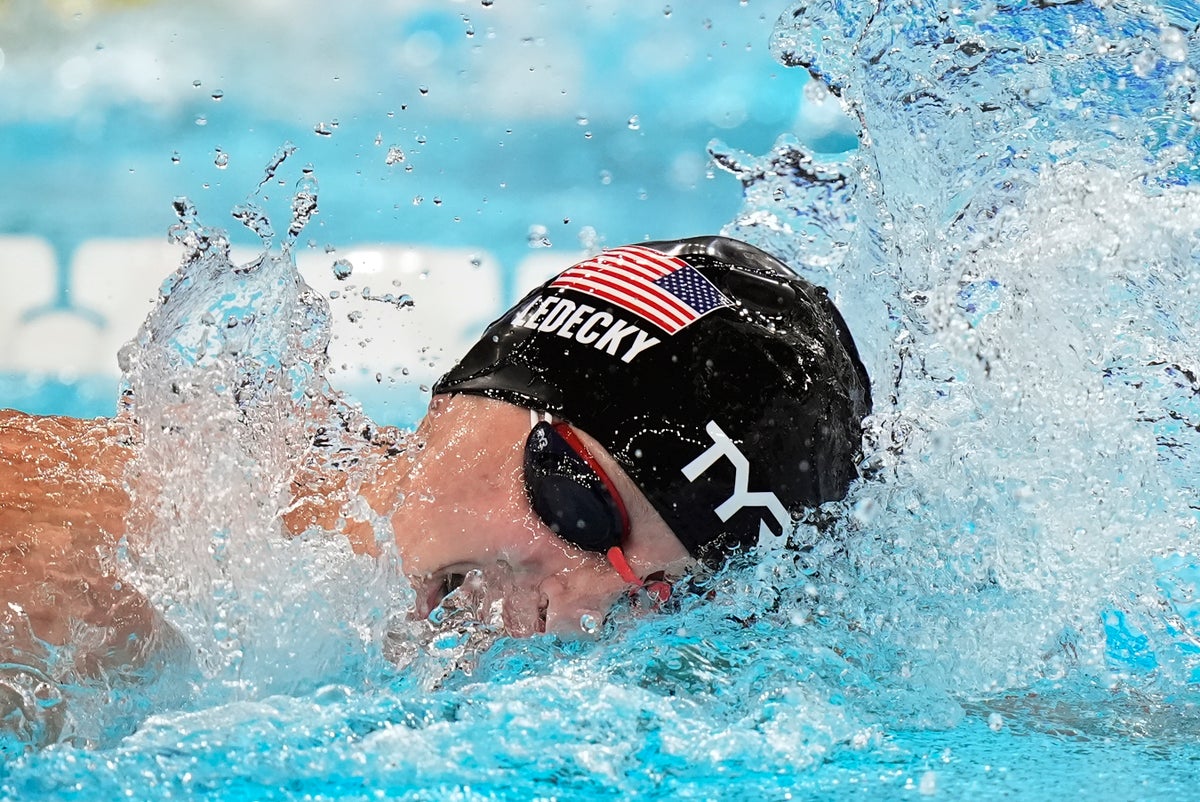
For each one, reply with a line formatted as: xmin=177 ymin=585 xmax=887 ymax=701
xmin=433 ymin=235 xmax=872 ymax=558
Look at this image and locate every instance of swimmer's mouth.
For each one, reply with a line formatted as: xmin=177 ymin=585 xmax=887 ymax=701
xmin=414 ymin=569 xmax=549 ymax=635
xmin=415 ymin=571 xmax=467 ymax=620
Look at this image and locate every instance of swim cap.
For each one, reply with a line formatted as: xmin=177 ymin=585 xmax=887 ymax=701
xmin=433 ymin=235 xmax=872 ymax=559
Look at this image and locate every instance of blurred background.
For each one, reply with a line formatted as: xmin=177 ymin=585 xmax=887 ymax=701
xmin=0 ymin=0 xmax=855 ymax=422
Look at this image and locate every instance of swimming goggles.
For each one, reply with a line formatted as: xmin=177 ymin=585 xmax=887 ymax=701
xmin=523 ymin=414 xmax=671 ymax=603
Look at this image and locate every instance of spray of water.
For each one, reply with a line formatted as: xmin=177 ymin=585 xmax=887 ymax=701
xmin=115 ymin=149 xmax=414 ymax=710
xmin=701 ymin=0 xmax=1200 ymax=720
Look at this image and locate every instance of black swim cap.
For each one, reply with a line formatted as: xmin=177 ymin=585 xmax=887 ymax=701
xmin=433 ymin=235 xmax=872 ymax=559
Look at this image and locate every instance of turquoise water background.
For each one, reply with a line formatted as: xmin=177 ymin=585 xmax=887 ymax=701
xmin=4 ymin=0 xmax=1200 ymax=799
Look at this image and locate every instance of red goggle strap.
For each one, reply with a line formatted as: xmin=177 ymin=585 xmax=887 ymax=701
xmin=551 ymin=422 xmax=631 ymax=541
xmin=549 ymin=421 xmax=671 ymax=602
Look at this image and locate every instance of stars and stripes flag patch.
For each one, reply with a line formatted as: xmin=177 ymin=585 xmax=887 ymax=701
xmin=549 ymin=245 xmax=731 ymax=334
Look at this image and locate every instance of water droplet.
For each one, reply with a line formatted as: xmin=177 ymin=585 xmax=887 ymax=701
xmin=210 ymin=89 xmax=224 ymax=101
xmin=332 ymin=259 xmax=353 ymax=280
xmin=419 ymin=384 xmax=430 ymax=393
xmin=599 ymin=169 xmax=612 ymax=185
xmin=415 ymin=135 xmax=427 ymax=145
xmin=418 ymin=85 xmax=429 ymax=96
xmin=527 ymin=224 xmax=551 ymax=248
xmin=987 ymin=712 xmax=1004 ymax=731
xmin=373 ymin=132 xmax=383 ymax=146
xmin=413 ymin=195 xmax=423 ymax=206
xmin=576 ymin=114 xmax=589 ymax=126
xmin=328 ymin=290 xmax=341 ymax=300
xmin=580 ymin=614 xmax=599 ymax=634
xmin=627 ymin=114 xmax=640 ymax=130
xmin=313 ymin=122 xmax=334 ymax=137
xmin=194 ymin=115 xmax=207 ymax=126
xmin=192 ymin=79 xmax=202 ymax=87
xmin=433 ymin=197 xmax=442 ymax=206
xmin=170 ymin=151 xmax=181 ymax=164
xmin=347 ymin=310 xmax=363 ymax=323
xmin=481 ymin=0 xmax=493 ymax=6
xmin=663 ymin=5 xmax=672 ymax=16
xmin=385 ymin=146 xmax=406 ymax=165
xmin=213 ymin=149 xmax=229 ymax=169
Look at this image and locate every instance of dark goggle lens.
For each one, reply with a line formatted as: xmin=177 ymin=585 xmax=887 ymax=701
xmin=523 ymin=422 xmax=623 ymax=553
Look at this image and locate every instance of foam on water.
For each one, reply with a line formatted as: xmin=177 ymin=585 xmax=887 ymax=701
xmin=4 ymin=0 xmax=1200 ymax=797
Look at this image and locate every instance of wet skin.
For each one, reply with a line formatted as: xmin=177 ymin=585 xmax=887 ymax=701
xmin=372 ymin=395 xmax=692 ymax=636
xmin=0 ymin=395 xmax=693 ymax=676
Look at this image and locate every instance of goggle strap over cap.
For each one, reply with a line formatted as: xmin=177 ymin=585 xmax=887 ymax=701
xmin=548 ymin=421 xmax=631 ymax=541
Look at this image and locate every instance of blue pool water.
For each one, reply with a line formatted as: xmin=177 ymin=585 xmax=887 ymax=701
xmin=3 ymin=0 xmax=1200 ymax=799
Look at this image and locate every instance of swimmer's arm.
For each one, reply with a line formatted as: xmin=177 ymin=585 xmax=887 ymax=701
xmin=0 ymin=410 xmax=154 ymax=666
xmin=282 ymin=431 xmax=407 ymax=557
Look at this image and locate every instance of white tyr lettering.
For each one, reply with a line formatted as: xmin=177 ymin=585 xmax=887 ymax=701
xmin=681 ymin=420 xmax=790 ymax=533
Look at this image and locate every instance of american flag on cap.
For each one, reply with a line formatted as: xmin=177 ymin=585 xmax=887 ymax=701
xmin=549 ymin=245 xmax=731 ymax=334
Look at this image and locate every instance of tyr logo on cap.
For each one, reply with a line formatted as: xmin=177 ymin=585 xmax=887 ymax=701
xmin=682 ymin=420 xmax=790 ymax=542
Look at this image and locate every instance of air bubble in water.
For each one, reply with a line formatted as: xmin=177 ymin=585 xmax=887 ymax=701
xmin=918 ymin=771 xmax=937 ymax=796
xmin=1160 ymin=26 xmax=1188 ymax=63
xmin=1132 ymin=49 xmax=1158 ymax=78
xmin=210 ymin=89 xmax=224 ymax=101
xmin=313 ymin=122 xmax=334 ymax=137
xmin=213 ymin=149 xmax=229 ymax=170
xmin=627 ymin=115 xmax=641 ymax=130
xmin=332 ymin=259 xmax=353 ymax=280
xmin=386 ymin=146 xmax=405 ymax=165
xmin=580 ymin=614 xmax=599 ymax=634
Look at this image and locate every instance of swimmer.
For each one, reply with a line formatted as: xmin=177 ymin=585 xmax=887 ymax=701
xmin=0 ymin=236 xmax=870 ymax=739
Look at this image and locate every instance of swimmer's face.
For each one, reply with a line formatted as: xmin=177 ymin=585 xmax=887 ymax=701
xmin=391 ymin=394 xmax=693 ymax=637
